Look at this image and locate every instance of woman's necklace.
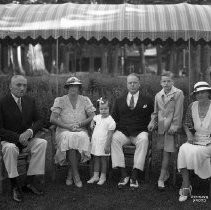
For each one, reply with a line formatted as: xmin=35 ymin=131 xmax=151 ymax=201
xmin=68 ymin=95 xmax=78 ymax=109
xmin=198 ymin=100 xmax=211 ymax=126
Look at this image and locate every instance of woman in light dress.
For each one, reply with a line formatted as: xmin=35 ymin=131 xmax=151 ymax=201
xmin=50 ymin=77 xmax=95 ymax=188
xmin=177 ymin=81 xmax=211 ymax=202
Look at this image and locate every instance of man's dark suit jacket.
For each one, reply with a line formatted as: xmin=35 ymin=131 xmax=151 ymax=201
xmin=0 ymin=94 xmax=43 ymax=149
xmin=112 ymin=92 xmax=153 ymax=137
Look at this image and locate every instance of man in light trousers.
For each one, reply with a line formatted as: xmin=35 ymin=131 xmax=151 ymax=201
xmin=111 ymin=73 xmax=153 ymax=189
xmin=0 ymin=75 xmax=47 ymax=202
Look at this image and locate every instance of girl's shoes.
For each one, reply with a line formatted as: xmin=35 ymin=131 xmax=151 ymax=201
xmin=87 ymin=176 xmax=99 ymax=184
xmin=66 ymin=178 xmax=73 ymax=186
xmin=97 ymin=178 xmax=106 ymax=185
xmin=74 ymin=180 xmax=83 ymax=188
xmin=179 ymin=185 xmax=192 ymax=202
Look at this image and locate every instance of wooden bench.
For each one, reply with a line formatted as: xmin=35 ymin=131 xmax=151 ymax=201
xmin=0 ymin=129 xmax=50 ymax=193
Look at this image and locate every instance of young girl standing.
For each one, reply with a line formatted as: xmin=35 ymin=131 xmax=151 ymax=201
xmin=87 ymin=98 xmax=116 ymax=185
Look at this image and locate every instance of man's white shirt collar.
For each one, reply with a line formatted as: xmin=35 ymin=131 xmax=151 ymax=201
xmin=11 ymin=93 xmax=21 ymax=104
xmin=127 ymin=91 xmax=139 ymax=107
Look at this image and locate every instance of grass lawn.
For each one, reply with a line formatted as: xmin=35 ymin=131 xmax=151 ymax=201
xmin=1 ymin=167 xmax=210 ymax=210
xmin=1 ymin=132 xmax=210 ymax=210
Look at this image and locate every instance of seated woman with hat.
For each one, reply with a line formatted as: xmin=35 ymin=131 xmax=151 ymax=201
xmin=50 ymin=76 xmax=95 ymax=188
xmin=177 ymin=81 xmax=211 ymax=202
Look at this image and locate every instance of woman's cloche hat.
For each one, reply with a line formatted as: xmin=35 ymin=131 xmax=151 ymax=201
xmin=64 ymin=76 xmax=82 ymax=89
xmin=192 ymin=81 xmax=211 ymax=94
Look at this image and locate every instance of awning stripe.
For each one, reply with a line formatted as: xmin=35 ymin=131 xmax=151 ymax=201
xmin=0 ymin=3 xmax=211 ymax=41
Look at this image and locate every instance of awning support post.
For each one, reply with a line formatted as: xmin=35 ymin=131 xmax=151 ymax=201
xmin=188 ymin=39 xmax=191 ymax=96
xmin=56 ymin=38 xmax=59 ymax=96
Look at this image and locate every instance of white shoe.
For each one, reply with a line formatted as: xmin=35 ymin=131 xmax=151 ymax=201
xmin=130 ymin=179 xmax=139 ymax=188
xmin=66 ymin=178 xmax=73 ymax=186
xmin=179 ymin=186 xmax=192 ymax=202
xmin=87 ymin=177 xmax=99 ymax=184
xmin=66 ymin=171 xmax=73 ymax=186
xmin=74 ymin=180 xmax=83 ymax=188
xmin=97 ymin=178 xmax=106 ymax=185
xmin=158 ymin=180 xmax=165 ymax=189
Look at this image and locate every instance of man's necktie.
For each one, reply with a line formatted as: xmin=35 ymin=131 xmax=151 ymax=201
xmin=17 ymin=98 xmax=22 ymax=112
xmin=129 ymin=95 xmax=134 ymax=110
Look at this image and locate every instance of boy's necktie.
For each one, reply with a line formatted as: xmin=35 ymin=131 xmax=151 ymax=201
xmin=129 ymin=95 xmax=134 ymax=110
xmin=17 ymin=98 xmax=22 ymax=112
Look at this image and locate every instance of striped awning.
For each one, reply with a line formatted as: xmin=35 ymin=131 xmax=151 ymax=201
xmin=0 ymin=3 xmax=211 ymax=41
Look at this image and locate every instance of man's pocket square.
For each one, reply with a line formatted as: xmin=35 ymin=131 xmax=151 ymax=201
xmin=143 ymin=104 xmax=147 ymax=108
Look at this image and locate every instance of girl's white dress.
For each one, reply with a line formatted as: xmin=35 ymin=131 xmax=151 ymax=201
xmin=91 ymin=115 xmax=116 ymax=156
xmin=177 ymin=101 xmax=211 ymax=179
xmin=51 ymin=95 xmax=96 ymax=165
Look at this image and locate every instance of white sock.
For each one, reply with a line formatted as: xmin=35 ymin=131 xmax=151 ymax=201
xmin=93 ymin=172 xmax=99 ymax=179
xmin=99 ymin=173 xmax=106 ymax=181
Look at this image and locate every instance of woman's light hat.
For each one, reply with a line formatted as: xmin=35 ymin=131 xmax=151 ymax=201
xmin=192 ymin=81 xmax=211 ymax=94
xmin=64 ymin=76 xmax=82 ymax=88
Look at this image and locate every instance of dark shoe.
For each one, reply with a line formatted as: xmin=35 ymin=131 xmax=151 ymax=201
xmin=12 ymin=187 xmax=23 ymax=203
xmin=130 ymin=178 xmax=139 ymax=189
xmin=22 ymin=184 xmax=44 ymax=195
xmin=118 ymin=176 xmax=130 ymax=189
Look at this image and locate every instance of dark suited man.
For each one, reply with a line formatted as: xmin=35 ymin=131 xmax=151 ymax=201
xmin=111 ymin=73 xmax=153 ymax=189
xmin=0 ymin=75 xmax=47 ymax=202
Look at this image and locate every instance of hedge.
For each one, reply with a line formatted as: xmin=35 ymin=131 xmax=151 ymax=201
xmin=0 ymin=73 xmax=190 ymax=128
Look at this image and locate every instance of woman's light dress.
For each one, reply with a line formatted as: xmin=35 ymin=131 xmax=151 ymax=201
xmin=177 ymin=101 xmax=211 ymax=179
xmin=51 ymin=95 xmax=96 ymax=165
xmin=91 ymin=115 xmax=116 ymax=156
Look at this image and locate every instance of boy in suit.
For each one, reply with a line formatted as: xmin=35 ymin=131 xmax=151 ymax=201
xmin=148 ymin=72 xmax=184 ymax=190
xmin=111 ymin=73 xmax=153 ymax=189
xmin=0 ymin=75 xmax=47 ymax=202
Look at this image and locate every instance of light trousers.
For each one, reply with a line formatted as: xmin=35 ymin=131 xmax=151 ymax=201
xmin=1 ymin=138 xmax=47 ymax=178
xmin=111 ymin=130 xmax=149 ymax=171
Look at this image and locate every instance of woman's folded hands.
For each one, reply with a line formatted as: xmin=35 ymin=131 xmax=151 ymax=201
xmin=66 ymin=123 xmax=83 ymax=132
xmin=187 ymin=134 xmax=195 ymax=144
